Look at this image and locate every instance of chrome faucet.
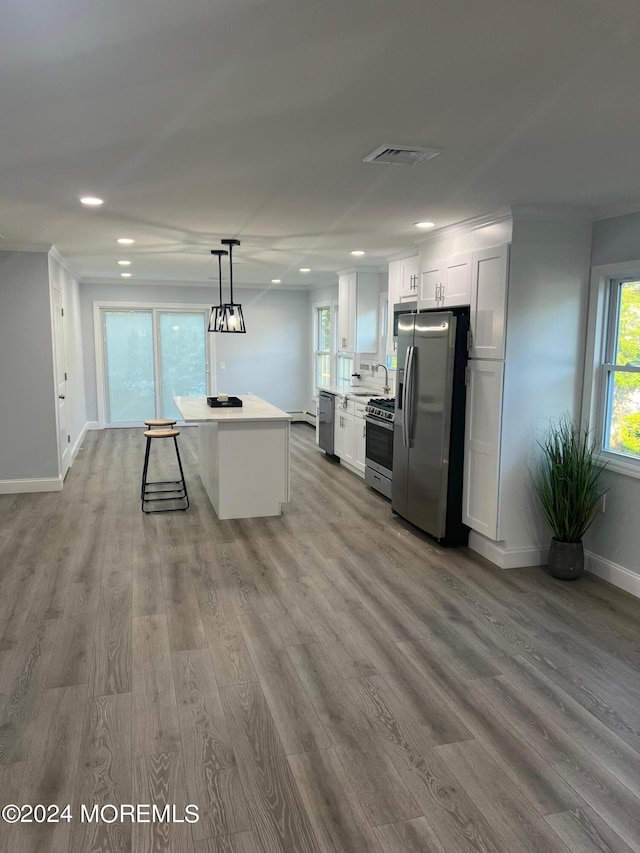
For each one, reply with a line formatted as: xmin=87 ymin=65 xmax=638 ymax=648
xmin=374 ymin=363 xmax=391 ymax=395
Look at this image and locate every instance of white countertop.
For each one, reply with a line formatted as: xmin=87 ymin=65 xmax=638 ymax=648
xmin=318 ymin=387 xmax=393 ymax=400
xmin=174 ymin=395 xmax=292 ymax=423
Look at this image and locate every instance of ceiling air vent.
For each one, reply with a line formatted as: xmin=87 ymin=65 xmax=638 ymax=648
xmin=362 ymin=145 xmax=441 ymax=166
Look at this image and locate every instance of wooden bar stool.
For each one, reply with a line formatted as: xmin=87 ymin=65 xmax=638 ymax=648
xmin=145 ymin=418 xmax=177 ymax=429
xmin=141 ymin=428 xmax=189 ymax=513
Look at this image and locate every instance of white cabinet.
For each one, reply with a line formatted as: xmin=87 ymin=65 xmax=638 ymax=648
xmin=333 ymin=397 xmax=366 ymax=476
xmin=386 ymin=257 xmax=418 ymax=356
xmin=353 ymin=402 xmax=367 ymax=474
xmin=462 ymin=360 xmax=504 ymax=540
xmin=338 ymin=271 xmax=381 ymax=353
xmin=418 ymin=252 xmax=472 ymax=310
xmin=399 ymin=256 xmax=419 ymax=298
xmin=469 ymin=244 xmax=509 ymax=359
xmin=338 ymin=273 xmax=357 ymax=352
xmin=419 ymin=259 xmax=441 ymax=310
xmin=334 ymin=410 xmax=355 ymax=464
xmin=386 ymin=261 xmax=400 ymax=356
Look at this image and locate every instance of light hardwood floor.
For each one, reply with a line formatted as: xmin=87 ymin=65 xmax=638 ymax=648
xmin=1 ymin=423 xmax=639 ymax=852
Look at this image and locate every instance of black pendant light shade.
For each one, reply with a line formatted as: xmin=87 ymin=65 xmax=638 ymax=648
xmin=208 ymin=248 xmax=228 ymax=332
xmin=218 ymin=239 xmax=246 ymax=333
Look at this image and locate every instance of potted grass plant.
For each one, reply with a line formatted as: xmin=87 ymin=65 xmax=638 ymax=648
xmin=533 ymin=417 xmax=608 ymax=580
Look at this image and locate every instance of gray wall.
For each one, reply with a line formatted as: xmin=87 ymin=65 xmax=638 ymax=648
xmin=591 ymin=211 xmax=640 ymax=266
xmin=584 ymin=211 xmax=640 ymax=575
xmin=0 ymin=251 xmax=58 ymax=480
xmin=80 ymin=283 xmax=310 ymax=420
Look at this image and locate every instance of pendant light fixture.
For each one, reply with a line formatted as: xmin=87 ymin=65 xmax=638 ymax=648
xmin=217 ymin=238 xmax=246 ymax=333
xmin=208 ymin=248 xmax=228 ymax=332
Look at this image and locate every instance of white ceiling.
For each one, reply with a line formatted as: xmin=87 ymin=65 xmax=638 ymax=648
xmin=2 ymin=0 xmax=640 ymax=288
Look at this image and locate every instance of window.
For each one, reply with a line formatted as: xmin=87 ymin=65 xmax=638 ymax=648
xmin=602 ymin=279 xmax=640 ymax=461
xmin=314 ymin=305 xmax=332 ymax=389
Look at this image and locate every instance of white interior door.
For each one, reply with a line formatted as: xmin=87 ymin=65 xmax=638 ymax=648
xmin=52 ymin=288 xmax=70 ymax=477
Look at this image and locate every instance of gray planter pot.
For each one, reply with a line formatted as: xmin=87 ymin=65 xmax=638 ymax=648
xmin=548 ymin=538 xmax=584 ymax=580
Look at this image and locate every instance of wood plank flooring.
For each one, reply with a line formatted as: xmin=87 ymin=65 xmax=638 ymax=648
xmin=0 ymin=423 xmax=639 ymax=852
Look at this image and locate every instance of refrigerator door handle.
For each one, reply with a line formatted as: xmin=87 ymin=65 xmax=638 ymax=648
xmin=403 ymin=345 xmax=416 ymax=448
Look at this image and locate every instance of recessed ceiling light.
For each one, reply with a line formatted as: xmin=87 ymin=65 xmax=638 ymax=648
xmin=117 ymin=237 xmax=135 ymax=245
xmin=414 ymin=221 xmax=435 ymax=229
xmin=271 ymin=279 xmax=281 ymax=284
xmin=299 ymin=268 xmax=311 ymax=273
xmin=120 ymin=272 xmax=132 ymax=278
xmin=117 ymin=260 xmax=131 ymax=266
xmin=351 ymin=250 xmax=366 ymax=257
xmin=80 ymin=196 xmax=104 ymax=206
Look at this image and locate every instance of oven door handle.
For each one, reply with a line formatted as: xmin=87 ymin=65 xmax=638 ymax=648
xmin=365 ymin=415 xmax=393 ymax=431
xmin=402 ymin=345 xmax=415 ymax=448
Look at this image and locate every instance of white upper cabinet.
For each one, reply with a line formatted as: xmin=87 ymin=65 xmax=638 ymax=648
xmin=338 ymin=272 xmax=357 ymax=352
xmin=469 ymin=244 xmax=509 ymax=359
xmin=442 ymin=253 xmax=472 ymax=306
xmin=386 ymin=261 xmax=401 ymax=356
xmin=418 ymin=252 xmax=472 ymax=310
xmin=399 ymin=256 xmax=419 ymax=298
xmin=419 ymin=259 xmax=441 ymax=310
xmin=338 ymin=271 xmax=381 ymax=353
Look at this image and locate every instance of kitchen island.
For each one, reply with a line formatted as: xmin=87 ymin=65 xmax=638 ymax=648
xmin=173 ymin=395 xmax=291 ymax=519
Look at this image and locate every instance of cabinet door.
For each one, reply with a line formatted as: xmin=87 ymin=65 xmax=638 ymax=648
xmin=338 ymin=273 xmax=356 ymax=351
xmin=387 ymin=261 xmax=401 ymax=355
xmin=442 ymin=252 xmax=472 ymax=307
xmin=470 ymin=245 xmax=509 ymax=359
xmin=419 ymin=260 xmax=441 ymax=310
xmin=399 ymin=256 xmax=419 ymax=298
xmin=354 ymin=416 xmax=366 ymax=474
xmin=462 ymin=360 xmax=504 ymax=540
xmin=334 ymin=411 xmax=355 ymax=463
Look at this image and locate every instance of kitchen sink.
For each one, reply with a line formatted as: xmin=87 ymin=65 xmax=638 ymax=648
xmin=348 ymin=390 xmax=377 ymax=396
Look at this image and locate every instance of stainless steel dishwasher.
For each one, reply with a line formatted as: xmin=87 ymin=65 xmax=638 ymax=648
xmin=318 ymin=391 xmax=337 ymax=458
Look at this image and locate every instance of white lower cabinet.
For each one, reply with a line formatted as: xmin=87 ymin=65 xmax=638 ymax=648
xmin=354 ymin=415 xmax=366 ymax=474
xmin=462 ymin=360 xmax=504 ymax=539
xmin=334 ymin=410 xmax=355 ymax=465
xmin=333 ymin=398 xmax=366 ymax=476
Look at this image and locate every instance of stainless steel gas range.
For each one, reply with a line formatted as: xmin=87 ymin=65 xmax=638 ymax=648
xmin=364 ymin=397 xmax=394 ymax=498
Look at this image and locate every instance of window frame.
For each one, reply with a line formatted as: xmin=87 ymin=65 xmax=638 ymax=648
xmin=583 ymin=262 xmax=640 ymax=477
xmin=313 ymin=303 xmax=332 ymax=391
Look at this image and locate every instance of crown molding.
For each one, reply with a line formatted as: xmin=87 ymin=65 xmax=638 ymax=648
xmin=79 ymin=276 xmax=316 ymax=291
xmin=48 ymin=245 xmax=78 ymax=278
xmin=414 ymin=208 xmax=512 ymax=245
xmin=0 ymin=241 xmax=52 ymax=253
xmin=386 ymin=247 xmax=420 ymax=263
xmin=592 ymin=200 xmax=640 ymax=221
xmin=510 ymin=203 xmax=591 ymax=220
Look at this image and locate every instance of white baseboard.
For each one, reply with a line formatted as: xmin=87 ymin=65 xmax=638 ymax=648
xmin=0 ymin=476 xmax=63 ymax=495
xmin=70 ymin=423 xmax=89 ymax=464
xmin=287 ymin=411 xmax=307 ymax=423
xmin=86 ymin=421 xmax=101 ymax=430
xmin=468 ymin=531 xmax=547 ymax=569
xmin=303 ymin=411 xmax=316 ymax=426
xmin=585 ymin=551 xmax=640 ymax=599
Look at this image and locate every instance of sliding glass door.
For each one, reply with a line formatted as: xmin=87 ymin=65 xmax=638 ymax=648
xmin=102 ymin=308 xmax=209 ymax=424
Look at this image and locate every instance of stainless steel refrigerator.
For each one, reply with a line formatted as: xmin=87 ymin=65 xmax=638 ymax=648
xmin=392 ymin=308 xmax=470 ymax=545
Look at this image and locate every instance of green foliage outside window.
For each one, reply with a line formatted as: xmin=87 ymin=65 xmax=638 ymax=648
xmin=608 ymin=282 xmax=640 ymax=458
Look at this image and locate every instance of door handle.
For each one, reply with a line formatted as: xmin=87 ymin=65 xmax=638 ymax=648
xmin=402 ymin=345 xmax=414 ymax=448
xmin=58 ymin=395 xmax=66 ymax=400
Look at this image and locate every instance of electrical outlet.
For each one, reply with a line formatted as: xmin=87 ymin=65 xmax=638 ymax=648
xmin=599 ymin=493 xmax=606 ymax=513
xmin=219 ymin=361 xmax=226 ymax=370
